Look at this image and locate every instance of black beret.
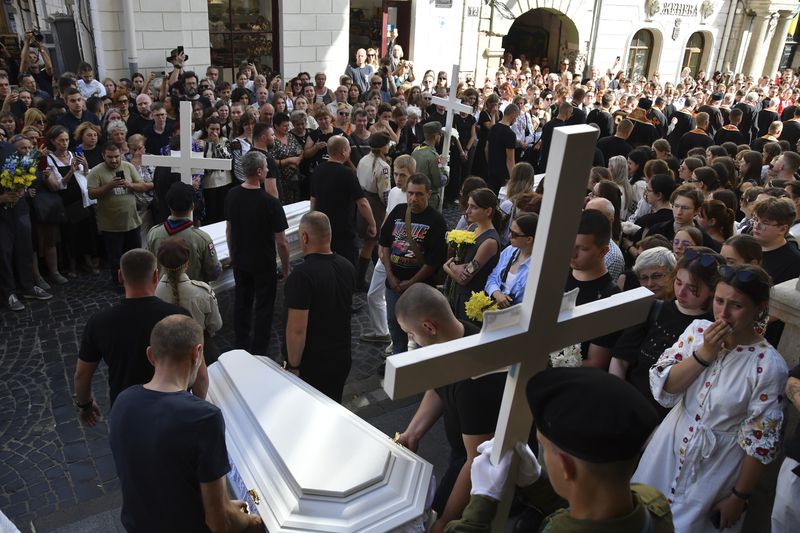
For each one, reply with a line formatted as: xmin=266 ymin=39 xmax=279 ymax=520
xmin=527 ymin=368 xmax=660 ymax=463
xmin=637 ymin=98 xmax=653 ymax=111
xmin=368 ymin=132 xmax=391 ymax=149
xmin=166 ymin=182 xmax=195 ymax=213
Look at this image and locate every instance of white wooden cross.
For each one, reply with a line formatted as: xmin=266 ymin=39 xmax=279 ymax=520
xmin=430 ymin=64 xmax=473 ymax=171
xmin=383 ymin=125 xmax=655 ymax=531
xmin=141 ymin=100 xmax=231 ymax=184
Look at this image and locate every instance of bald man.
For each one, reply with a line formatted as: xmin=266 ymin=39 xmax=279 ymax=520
xmin=585 ymin=199 xmax=624 ymax=283
xmin=309 ymin=136 xmax=376 ymax=266
xmin=284 ymin=211 xmax=356 ymax=402
xmin=344 ymin=48 xmax=374 ymax=96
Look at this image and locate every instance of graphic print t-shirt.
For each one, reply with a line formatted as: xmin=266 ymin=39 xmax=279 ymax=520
xmin=379 ymin=204 xmax=447 ymax=281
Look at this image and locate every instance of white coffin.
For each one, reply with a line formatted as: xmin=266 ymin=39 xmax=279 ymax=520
xmin=206 ymin=351 xmax=433 ymax=532
xmin=204 ymin=200 xmax=310 ymax=290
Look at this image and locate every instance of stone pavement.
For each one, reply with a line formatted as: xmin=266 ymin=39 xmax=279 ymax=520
xmin=1 ymin=205 xmax=463 ymax=532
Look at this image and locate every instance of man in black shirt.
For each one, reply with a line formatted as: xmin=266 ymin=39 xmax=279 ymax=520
xmin=677 ymin=111 xmax=714 ymax=159
xmin=110 ymin=315 xmax=262 ymax=533
xmin=734 ymin=93 xmax=759 ymax=143
xmin=597 ymin=118 xmax=634 ymax=163
xmin=714 ymin=108 xmax=748 ymax=145
xmin=394 ymin=283 xmax=504 ymax=533
xmin=486 ymin=103 xmax=519 ymax=193
xmin=284 ymin=212 xmax=356 ymax=402
xmin=310 ymin=135 xmax=376 ymax=266
xmin=143 ymin=102 xmax=174 ymax=155
xmin=537 ymin=102 xmax=571 ymax=173
xmin=565 ymin=210 xmax=621 ymax=369
xmin=126 ymin=93 xmax=154 ymax=137
xmin=586 ymin=92 xmax=615 ymax=139
xmin=57 ymin=88 xmax=101 ymax=149
xmin=74 ymin=249 xmax=202 ymax=425
xmin=380 ymin=175 xmax=447 ymax=353
xmin=780 ymin=106 xmax=800 ymax=148
xmin=226 ymin=151 xmax=290 ymax=356
xmin=696 ymin=93 xmax=724 ymax=138
xmin=249 ymin=122 xmax=280 ymax=198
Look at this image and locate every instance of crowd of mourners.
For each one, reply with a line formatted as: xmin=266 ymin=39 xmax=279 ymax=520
xmin=3 ymin=28 xmax=800 ymax=533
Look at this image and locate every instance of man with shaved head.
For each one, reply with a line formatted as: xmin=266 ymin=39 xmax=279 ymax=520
xmin=344 ymin=48 xmax=374 ymax=96
xmin=284 ymin=211 xmax=356 ymax=402
xmin=585 ymin=199 xmax=624 ymax=283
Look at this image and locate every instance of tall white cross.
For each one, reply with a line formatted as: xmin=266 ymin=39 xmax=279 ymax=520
xmin=384 ymin=125 xmax=655 ymax=531
xmin=430 ymin=64 xmax=473 ymax=171
xmin=141 ymin=100 xmax=231 ymax=184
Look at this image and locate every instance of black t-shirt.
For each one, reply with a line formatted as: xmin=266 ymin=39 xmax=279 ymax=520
xmin=436 ymin=321 xmax=505 ymax=459
xmin=110 ymin=386 xmax=229 ymax=533
xmin=78 ymin=297 xmax=190 ymax=404
xmin=285 ymin=253 xmax=355 ymax=366
xmin=224 ymin=185 xmax=288 ymax=272
xmin=309 ymin=161 xmax=364 ymax=246
xmin=786 ymin=364 xmax=800 ymax=462
xmin=486 ymin=122 xmax=516 ymax=189
xmin=613 ymin=300 xmax=713 ymax=417
xmin=586 ymin=109 xmax=614 ymax=139
xmin=564 ymin=271 xmax=621 ymax=357
xmin=249 ymin=147 xmax=280 ymax=183
xmin=780 ymin=120 xmax=800 ymax=148
xmin=143 ymin=121 xmax=175 ymax=155
xmin=309 ymin=127 xmax=344 ymax=166
xmin=379 ymin=204 xmax=447 ymax=281
xmin=453 ymin=113 xmax=477 ymax=152
xmin=761 ymin=242 xmax=800 ymax=284
xmin=126 ymin=113 xmax=154 ymax=137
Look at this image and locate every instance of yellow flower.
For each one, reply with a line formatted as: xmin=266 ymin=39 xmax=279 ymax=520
xmin=464 ymin=291 xmax=497 ymax=322
xmin=447 ymin=229 xmax=477 ymax=246
xmin=14 ymin=168 xmax=22 ymax=175
xmin=28 ymin=167 xmax=36 ymax=174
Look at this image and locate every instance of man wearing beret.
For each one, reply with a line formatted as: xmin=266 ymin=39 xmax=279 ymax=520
xmin=147 ymin=182 xmax=221 ymax=283
xmin=445 ymin=368 xmax=674 ymax=532
xmin=412 ymin=121 xmax=446 ymax=212
xmin=393 ymin=283 xmax=505 ymax=533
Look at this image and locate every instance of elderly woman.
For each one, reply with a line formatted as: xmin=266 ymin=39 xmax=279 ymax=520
xmin=269 ymin=112 xmax=304 ymax=203
xmin=634 ymin=264 xmax=788 ymax=532
xmin=106 ymin=120 xmax=128 ymax=153
xmin=125 ymin=133 xmax=156 ymax=237
xmin=610 ymin=247 xmax=718 ymax=417
xmin=74 ymin=122 xmax=103 ymax=169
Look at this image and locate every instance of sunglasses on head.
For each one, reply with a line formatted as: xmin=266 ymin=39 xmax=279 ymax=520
xmin=683 ymin=248 xmax=721 ymax=268
xmin=718 ymin=265 xmax=758 ymax=283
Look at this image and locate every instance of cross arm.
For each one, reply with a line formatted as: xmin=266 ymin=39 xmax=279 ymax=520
xmin=430 ymin=96 xmax=472 ymax=115
xmin=384 ymin=288 xmax=654 ymax=399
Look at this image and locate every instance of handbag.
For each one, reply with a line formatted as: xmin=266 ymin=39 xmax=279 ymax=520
xmin=32 ymin=178 xmax=66 ymax=224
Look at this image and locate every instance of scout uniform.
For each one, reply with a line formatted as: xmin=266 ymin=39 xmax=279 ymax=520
xmin=412 ymin=121 xmax=447 ymax=212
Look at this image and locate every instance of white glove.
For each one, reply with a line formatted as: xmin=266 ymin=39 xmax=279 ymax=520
xmin=470 ymin=445 xmax=513 ymax=501
xmin=470 ymin=439 xmax=543 ymax=501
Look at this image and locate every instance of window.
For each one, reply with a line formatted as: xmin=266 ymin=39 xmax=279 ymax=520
xmin=208 ymin=0 xmax=278 ymax=77
xmin=627 ymin=30 xmax=653 ymax=81
xmin=682 ymin=32 xmax=705 ymax=77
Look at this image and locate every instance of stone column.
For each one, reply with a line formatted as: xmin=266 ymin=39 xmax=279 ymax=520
xmin=741 ymin=12 xmax=772 ymax=78
xmin=763 ymin=11 xmax=795 ymax=78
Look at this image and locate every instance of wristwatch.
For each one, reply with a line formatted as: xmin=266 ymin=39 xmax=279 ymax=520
xmin=73 ymin=394 xmax=93 ymax=411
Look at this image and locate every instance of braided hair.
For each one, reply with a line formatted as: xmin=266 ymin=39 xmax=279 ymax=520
xmin=156 ymin=237 xmax=191 ymax=308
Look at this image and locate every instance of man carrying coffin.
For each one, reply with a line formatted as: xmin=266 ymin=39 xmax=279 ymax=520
xmin=284 ymin=211 xmax=356 ymax=402
xmin=445 ymin=368 xmax=672 ymax=532
xmin=110 ymin=315 xmax=263 ymax=533
xmin=394 ymin=283 xmax=505 ymax=533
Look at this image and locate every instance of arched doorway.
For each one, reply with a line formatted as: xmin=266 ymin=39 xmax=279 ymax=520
xmin=683 ymin=32 xmax=706 ymax=77
xmin=502 ymin=8 xmax=579 ymax=73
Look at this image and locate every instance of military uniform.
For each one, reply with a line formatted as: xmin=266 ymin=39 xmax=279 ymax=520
xmin=155 ymin=273 xmax=223 ymax=364
xmin=147 ymin=218 xmax=222 ymax=283
xmin=445 ymin=483 xmax=672 ymax=533
xmin=413 ymin=121 xmax=447 ymax=212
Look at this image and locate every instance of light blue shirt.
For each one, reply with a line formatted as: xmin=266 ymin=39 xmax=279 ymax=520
xmin=485 ymin=245 xmax=531 ymax=305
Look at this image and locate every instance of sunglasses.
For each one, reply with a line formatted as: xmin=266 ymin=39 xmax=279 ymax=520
xmin=371 ymin=81 xmax=382 ymax=85
xmin=683 ymin=248 xmax=721 ymax=268
xmin=338 ymin=112 xmax=349 ymax=116
xmin=718 ymin=265 xmax=758 ymax=283
xmin=508 ymin=229 xmax=529 ymax=239
xmin=368 ymin=53 xmax=376 ymax=57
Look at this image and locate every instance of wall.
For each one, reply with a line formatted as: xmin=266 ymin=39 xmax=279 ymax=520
xmin=87 ymin=0 xmax=211 ymax=82
xmin=279 ymin=0 xmax=350 ymax=86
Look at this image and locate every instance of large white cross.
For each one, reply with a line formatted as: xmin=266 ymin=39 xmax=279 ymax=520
xmin=141 ymin=100 xmax=231 ymax=184
xmin=384 ymin=125 xmax=655 ymax=531
xmin=430 ymin=64 xmax=473 ymax=171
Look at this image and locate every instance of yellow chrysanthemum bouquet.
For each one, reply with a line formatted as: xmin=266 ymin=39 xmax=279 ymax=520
xmin=0 ymin=151 xmax=39 ymax=207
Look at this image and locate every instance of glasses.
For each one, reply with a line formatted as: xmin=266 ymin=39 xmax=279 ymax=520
xmin=371 ymin=81 xmax=382 ymax=85
xmin=718 ymin=265 xmax=758 ymax=283
xmin=509 ymin=229 xmax=528 ymax=239
xmin=751 ymin=217 xmax=782 ymax=230
xmin=338 ymin=112 xmax=349 ymax=116
xmin=639 ymin=272 xmax=666 ymax=283
xmin=683 ymin=248 xmax=722 ymax=268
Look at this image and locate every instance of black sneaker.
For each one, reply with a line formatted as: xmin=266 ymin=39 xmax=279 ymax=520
xmin=23 ymin=286 xmax=53 ymax=300
xmin=7 ymin=294 xmax=24 ymax=311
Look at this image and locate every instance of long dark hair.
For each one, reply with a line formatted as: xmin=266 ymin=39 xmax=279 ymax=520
xmin=469 ymin=187 xmax=505 ymax=231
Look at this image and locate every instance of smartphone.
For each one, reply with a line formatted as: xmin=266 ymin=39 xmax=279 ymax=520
xmin=75 ymin=145 xmax=84 ymax=157
xmin=10 ymin=85 xmax=18 ymax=92
xmin=115 ymin=171 xmax=125 ymax=180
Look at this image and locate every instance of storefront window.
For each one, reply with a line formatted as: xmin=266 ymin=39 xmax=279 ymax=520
xmin=627 ymin=30 xmax=653 ymax=81
xmin=208 ymin=0 xmax=278 ymax=78
xmin=682 ymin=32 xmax=705 ymax=77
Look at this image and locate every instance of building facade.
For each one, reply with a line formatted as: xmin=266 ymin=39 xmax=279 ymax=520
xmin=0 ymin=0 xmax=797 ymax=87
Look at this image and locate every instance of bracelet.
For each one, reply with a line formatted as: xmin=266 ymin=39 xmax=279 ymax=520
xmin=73 ymin=394 xmax=93 ymax=411
xmin=692 ymin=351 xmax=710 ymax=367
xmin=731 ymin=487 xmax=751 ymax=502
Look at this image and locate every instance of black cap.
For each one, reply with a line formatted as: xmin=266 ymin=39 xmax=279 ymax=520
xmin=527 ymin=368 xmax=660 ymax=463
xmin=368 ymin=132 xmax=391 ymax=149
xmin=710 ymin=92 xmax=723 ymax=102
xmin=637 ymin=98 xmax=653 ymax=111
xmin=166 ymin=182 xmax=195 ymax=213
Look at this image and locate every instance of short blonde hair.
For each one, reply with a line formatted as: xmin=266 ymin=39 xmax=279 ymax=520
xmin=127 ymin=133 xmax=146 ymax=150
xmin=394 ymin=154 xmax=416 ymax=174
